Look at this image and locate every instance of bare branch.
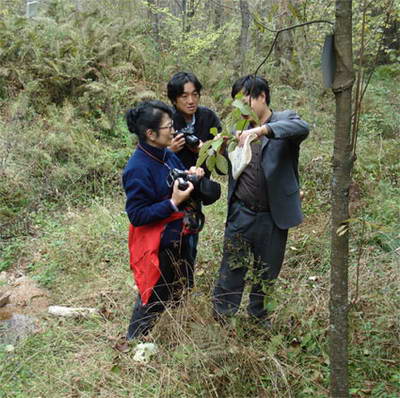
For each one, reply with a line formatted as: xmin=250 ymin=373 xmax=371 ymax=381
xmin=253 ymin=20 xmax=334 ymax=76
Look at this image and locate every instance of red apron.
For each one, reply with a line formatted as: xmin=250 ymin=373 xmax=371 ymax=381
xmin=128 ymin=212 xmax=184 ymax=305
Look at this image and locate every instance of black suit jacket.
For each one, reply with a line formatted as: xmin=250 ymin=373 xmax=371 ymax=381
xmin=228 ymin=110 xmax=309 ymax=230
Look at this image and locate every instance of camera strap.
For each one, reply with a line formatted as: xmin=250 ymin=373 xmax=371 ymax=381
xmin=137 ymin=144 xmax=171 ymax=170
xmin=182 ymin=199 xmax=205 ymax=235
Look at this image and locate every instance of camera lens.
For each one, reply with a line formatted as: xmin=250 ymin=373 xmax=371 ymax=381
xmin=185 ymin=135 xmax=200 ymax=147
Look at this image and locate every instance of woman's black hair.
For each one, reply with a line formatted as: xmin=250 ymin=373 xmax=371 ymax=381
xmin=125 ymin=100 xmax=173 ymax=142
xmin=167 ymin=72 xmax=203 ymax=103
xmin=231 ymin=75 xmax=270 ymax=105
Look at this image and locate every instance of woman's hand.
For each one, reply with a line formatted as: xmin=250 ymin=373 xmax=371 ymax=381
xmin=171 ymin=179 xmax=194 ymax=206
xmin=168 ymin=133 xmax=186 ymax=152
xmin=187 ymin=166 xmax=205 ymax=179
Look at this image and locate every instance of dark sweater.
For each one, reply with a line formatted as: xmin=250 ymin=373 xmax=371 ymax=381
xmin=122 ymin=142 xmax=185 ymax=249
xmin=173 ymin=106 xmax=222 ymax=173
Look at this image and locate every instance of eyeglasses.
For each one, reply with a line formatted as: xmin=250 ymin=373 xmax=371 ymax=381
xmin=159 ymin=123 xmax=174 ymax=132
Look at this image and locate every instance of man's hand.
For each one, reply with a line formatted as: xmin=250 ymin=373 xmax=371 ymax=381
xmin=168 ymin=133 xmax=185 ymax=152
xmin=171 ymin=179 xmax=194 ymax=206
xmin=187 ymin=166 xmax=205 ymax=179
xmin=236 ymin=130 xmax=255 ymax=147
xmin=188 ymin=139 xmax=203 ymax=153
xmin=236 ymin=125 xmax=268 ymax=147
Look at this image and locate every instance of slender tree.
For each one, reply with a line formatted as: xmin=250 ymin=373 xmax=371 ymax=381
xmin=234 ymin=0 xmax=250 ymax=78
xmin=330 ymin=0 xmax=354 ymax=396
xmin=209 ymin=0 xmax=223 ymax=29
xmin=274 ymin=0 xmax=296 ymax=82
xmin=147 ymin=0 xmax=160 ymax=44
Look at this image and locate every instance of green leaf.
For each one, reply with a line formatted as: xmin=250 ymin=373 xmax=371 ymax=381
xmin=234 ymin=92 xmax=244 ymax=100
xmin=223 ymin=97 xmax=233 ymax=107
xmin=215 ymin=153 xmax=228 ymax=174
xmin=265 ymin=301 xmax=278 ymax=312
xmin=227 ymin=140 xmax=237 ymax=153
xmin=111 ymin=365 xmax=121 ymax=374
xmin=206 ymin=154 xmax=216 ymax=172
xmin=236 ymin=119 xmax=250 ymax=131
xmin=211 ymin=137 xmax=223 ymax=151
xmin=196 ymin=140 xmax=213 ymax=167
xmin=232 ymin=108 xmax=242 ymax=119
xmin=232 ymin=99 xmax=252 ymax=116
xmin=209 ymin=127 xmax=218 ymax=137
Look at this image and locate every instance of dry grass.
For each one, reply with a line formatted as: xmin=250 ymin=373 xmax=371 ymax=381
xmin=1 ymin=175 xmax=398 ymax=397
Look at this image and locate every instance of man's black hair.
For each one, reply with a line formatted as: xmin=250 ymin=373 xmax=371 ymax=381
xmin=167 ymin=72 xmax=203 ymax=103
xmin=231 ymin=75 xmax=270 ymax=105
xmin=126 ymin=100 xmax=173 ymax=142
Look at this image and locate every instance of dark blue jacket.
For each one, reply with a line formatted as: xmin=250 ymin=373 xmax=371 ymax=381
xmin=122 ymin=142 xmax=185 ymax=249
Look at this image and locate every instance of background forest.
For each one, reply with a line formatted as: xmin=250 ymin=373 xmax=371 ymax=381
xmin=0 ymin=0 xmax=399 ymax=397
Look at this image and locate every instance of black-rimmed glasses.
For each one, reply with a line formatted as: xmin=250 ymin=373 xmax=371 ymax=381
xmin=159 ymin=123 xmax=174 ymax=132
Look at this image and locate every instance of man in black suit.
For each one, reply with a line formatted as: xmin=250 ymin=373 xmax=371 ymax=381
xmin=213 ymin=75 xmax=309 ymax=324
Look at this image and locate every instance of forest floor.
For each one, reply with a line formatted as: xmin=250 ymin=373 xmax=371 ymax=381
xmin=0 ymin=69 xmax=399 ymax=397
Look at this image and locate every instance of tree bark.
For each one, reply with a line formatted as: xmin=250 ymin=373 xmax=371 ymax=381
xmin=274 ymin=0 xmax=296 ymax=83
xmin=330 ymin=1 xmax=354 ymax=397
xmin=234 ymin=0 xmax=250 ymax=78
xmin=178 ymin=0 xmax=195 ymax=33
xmin=209 ymin=0 xmax=223 ymax=29
xmin=147 ymin=0 xmax=160 ymax=44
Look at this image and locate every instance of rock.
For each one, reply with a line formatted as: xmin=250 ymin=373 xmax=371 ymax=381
xmin=48 ymin=306 xmax=98 ymax=318
xmin=0 ymin=271 xmax=7 ymax=283
xmin=0 ymin=314 xmax=39 ymax=345
xmin=0 ymin=292 xmax=11 ymax=307
xmin=8 ymin=277 xmax=49 ymax=314
xmin=4 ymin=344 xmax=15 ymax=352
xmin=0 ymin=276 xmax=48 ymax=346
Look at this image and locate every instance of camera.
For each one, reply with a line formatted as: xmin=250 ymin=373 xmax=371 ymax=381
xmin=167 ymin=168 xmax=221 ymax=206
xmin=174 ymin=126 xmax=200 ymax=148
xmin=168 ymin=168 xmax=200 ymax=191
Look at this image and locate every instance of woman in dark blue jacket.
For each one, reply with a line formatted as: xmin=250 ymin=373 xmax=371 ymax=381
xmin=123 ymin=100 xmax=204 ymax=339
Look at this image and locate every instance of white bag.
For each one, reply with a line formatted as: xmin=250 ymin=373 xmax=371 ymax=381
xmin=228 ymin=132 xmax=258 ymax=179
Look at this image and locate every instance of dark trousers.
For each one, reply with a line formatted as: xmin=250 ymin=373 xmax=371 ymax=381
xmin=127 ymin=239 xmax=194 ymax=340
xmin=213 ymin=200 xmax=288 ymax=319
xmin=186 ymin=233 xmax=199 ymax=265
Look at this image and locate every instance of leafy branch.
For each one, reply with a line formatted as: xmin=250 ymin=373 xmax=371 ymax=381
xmin=196 ymin=93 xmax=257 ymax=174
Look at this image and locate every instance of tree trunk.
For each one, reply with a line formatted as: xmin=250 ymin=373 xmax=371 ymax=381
xmin=179 ymin=0 xmax=194 ymax=33
xmin=211 ymin=0 xmax=223 ymax=29
xmin=234 ymin=0 xmax=250 ymax=78
xmin=274 ymin=0 xmax=296 ymax=84
xmin=330 ymin=1 xmax=354 ymax=397
xmin=147 ymin=0 xmax=160 ymax=44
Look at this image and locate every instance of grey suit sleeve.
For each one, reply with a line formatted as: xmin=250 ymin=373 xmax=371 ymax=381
xmin=267 ymin=110 xmax=309 ymax=142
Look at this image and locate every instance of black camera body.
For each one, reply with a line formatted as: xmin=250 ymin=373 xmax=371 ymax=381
xmin=168 ymin=168 xmax=221 ymax=206
xmin=174 ymin=126 xmax=200 ymax=148
xmin=169 ymin=168 xmax=200 ymax=191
